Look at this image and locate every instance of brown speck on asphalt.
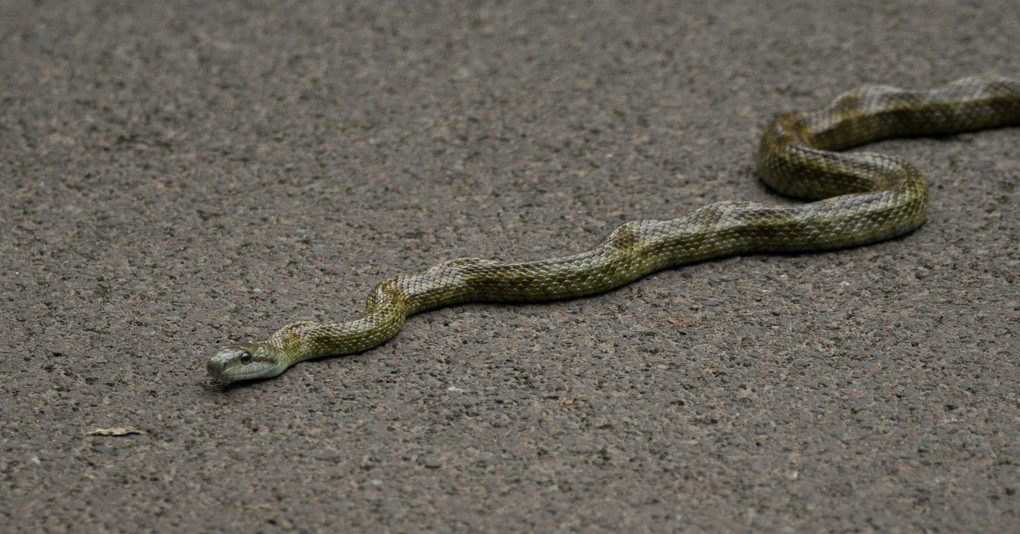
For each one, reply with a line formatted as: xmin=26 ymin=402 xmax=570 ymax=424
xmin=2 ymin=1 xmax=1017 ymax=531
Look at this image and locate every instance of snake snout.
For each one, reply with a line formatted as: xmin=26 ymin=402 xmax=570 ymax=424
xmin=206 ymin=358 xmax=225 ymax=380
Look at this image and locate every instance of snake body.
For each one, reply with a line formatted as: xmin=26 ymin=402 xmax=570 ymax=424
xmin=208 ymin=76 xmax=1020 ymax=383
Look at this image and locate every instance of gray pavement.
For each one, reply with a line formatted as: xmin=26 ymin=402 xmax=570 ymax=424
xmin=2 ymin=1 xmax=1018 ymax=531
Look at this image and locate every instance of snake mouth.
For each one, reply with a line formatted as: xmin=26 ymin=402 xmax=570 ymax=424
xmin=207 ymin=358 xmax=286 ymax=383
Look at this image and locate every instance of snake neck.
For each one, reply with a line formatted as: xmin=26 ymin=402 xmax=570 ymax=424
xmin=263 ymin=280 xmax=411 ymax=366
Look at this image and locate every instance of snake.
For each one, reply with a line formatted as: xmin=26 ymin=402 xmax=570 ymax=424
xmin=207 ymin=76 xmax=1020 ymax=383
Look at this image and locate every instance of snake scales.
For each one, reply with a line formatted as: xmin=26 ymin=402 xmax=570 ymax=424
xmin=208 ymin=76 xmax=1020 ymax=383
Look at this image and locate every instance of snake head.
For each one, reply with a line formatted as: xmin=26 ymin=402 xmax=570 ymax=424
xmin=207 ymin=342 xmax=287 ymax=383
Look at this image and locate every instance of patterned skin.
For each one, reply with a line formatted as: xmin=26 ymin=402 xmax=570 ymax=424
xmin=208 ymin=77 xmax=1020 ymax=383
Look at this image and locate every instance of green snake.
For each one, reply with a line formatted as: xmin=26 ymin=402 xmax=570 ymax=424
xmin=207 ymin=76 xmax=1020 ymax=383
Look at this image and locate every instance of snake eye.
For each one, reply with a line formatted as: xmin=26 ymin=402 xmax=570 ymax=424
xmin=240 ymin=352 xmax=253 ymax=364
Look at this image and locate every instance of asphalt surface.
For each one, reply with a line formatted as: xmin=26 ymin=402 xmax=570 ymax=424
xmin=2 ymin=1 xmax=1018 ymax=531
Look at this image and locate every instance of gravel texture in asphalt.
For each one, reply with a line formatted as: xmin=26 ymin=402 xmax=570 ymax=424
xmin=2 ymin=1 xmax=1017 ymax=531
